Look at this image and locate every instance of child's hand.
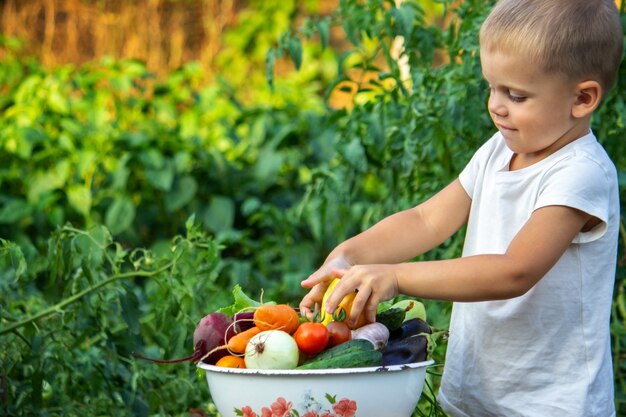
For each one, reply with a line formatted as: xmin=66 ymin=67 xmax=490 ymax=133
xmin=299 ymin=256 xmax=352 ymax=320
xmin=323 ymin=264 xmax=400 ymax=326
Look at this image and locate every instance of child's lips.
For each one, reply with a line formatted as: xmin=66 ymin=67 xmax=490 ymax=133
xmin=496 ymin=123 xmax=516 ymax=131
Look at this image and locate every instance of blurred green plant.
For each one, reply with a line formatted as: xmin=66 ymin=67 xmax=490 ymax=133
xmin=1 ymin=218 xmax=225 ymax=416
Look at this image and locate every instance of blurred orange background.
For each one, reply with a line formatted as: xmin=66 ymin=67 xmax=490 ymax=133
xmin=0 ymin=0 xmax=623 ymax=77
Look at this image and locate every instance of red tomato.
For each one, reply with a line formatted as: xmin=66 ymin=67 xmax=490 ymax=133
xmin=326 ymin=321 xmax=352 ymax=348
xmin=293 ymin=322 xmax=329 ymax=355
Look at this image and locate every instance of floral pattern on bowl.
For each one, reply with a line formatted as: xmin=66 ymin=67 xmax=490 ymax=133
xmin=235 ymin=392 xmax=358 ymax=417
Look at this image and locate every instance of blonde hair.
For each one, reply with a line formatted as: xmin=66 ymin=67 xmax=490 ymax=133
xmin=479 ymin=0 xmax=623 ymax=93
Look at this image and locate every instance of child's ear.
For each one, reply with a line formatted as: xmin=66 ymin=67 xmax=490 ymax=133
xmin=572 ymin=80 xmax=602 ymax=118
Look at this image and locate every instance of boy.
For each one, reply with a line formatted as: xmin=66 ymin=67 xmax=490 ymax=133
xmin=299 ymin=0 xmax=623 ymax=415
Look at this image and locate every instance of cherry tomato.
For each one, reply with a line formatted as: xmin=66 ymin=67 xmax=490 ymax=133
xmin=326 ymin=321 xmax=352 ymax=348
xmin=293 ymin=322 xmax=329 ymax=355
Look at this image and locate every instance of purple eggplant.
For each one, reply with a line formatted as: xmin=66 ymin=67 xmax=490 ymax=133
xmin=389 ymin=318 xmax=431 ymax=342
xmin=382 ymin=334 xmax=429 ymax=366
xmin=382 ymin=318 xmax=434 ymax=366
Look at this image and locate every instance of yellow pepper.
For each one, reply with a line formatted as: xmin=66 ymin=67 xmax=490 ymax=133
xmin=320 ymin=278 xmax=368 ymax=329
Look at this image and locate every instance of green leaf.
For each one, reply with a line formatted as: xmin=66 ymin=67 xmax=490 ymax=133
xmin=202 ymin=195 xmax=234 ymax=234
xmin=47 ymin=89 xmax=69 ymax=114
xmin=0 ymin=198 xmax=31 ymax=223
xmin=254 ymin=148 xmax=283 ymax=186
xmin=111 ymin=154 xmax=131 ymax=190
xmin=27 ymin=160 xmax=70 ymax=203
xmin=185 ymin=213 xmax=197 ymax=233
xmin=105 ymin=195 xmax=136 ymax=235
xmin=140 ymin=148 xmax=165 ymax=169
xmin=146 ymin=163 xmax=174 ymax=191
xmin=165 ymin=175 xmax=197 ymax=212
xmin=265 ymin=48 xmax=276 ymax=88
xmin=120 ymin=131 xmax=151 ymax=148
xmin=392 ymin=3 xmax=416 ymax=39
xmin=217 ymin=284 xmax=271 ymax=316
xmin=14 ymin=74 xmax=42 ymax=104
xmin=0 ymin=239 xmax=27 ymax=282
xmin=67 ymin=185 xmax=92 ymax=217
xmin=141 ymin=150 xmax=175 ymax=191
xmin=73 ymin=229 xmax=105 ymax=269
xmin=287 ymin=37 xmax=303 ymax=70
xmin=17 ymin=127 xmax=46 ymax=158
xmin=317 ymin=17 xmax=331 ymax=49
xmin=120 ymin=289 xmax=141 ymax=335
xmin=341 ymin=138 xmax=367 ymax=171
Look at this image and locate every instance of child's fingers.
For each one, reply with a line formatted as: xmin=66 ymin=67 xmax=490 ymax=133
xmin=301 ymin=257 xmax=353 ymax=288
xmin=301 ymin=267 xmax=334 ymax=288
xmin=300 ymin=273 xmax=322 ymax=289
xmin=344 ymin=280 xmax=381 ymax=325
xmin=323 ymin=270 xmax=355 ymax=315
xmin=325 ymin=264 xmax=398 ymax=325
xmin=348 ymin=285 xmax=373 ymax=326
xmin=298 ymin=284 xmax=327 ymax=318
xmin=362 ymin=292 xmax=380 ymax=324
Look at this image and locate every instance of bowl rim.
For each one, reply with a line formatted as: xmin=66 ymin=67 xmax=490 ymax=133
xmin=197 ymin=359 xmax=434 ymax=375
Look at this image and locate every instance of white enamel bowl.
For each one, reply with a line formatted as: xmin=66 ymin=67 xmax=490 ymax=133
xmin=198 ymin=360 xmax=434 ymax=417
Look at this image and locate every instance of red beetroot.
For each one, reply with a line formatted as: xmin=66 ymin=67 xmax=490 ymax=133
xmin=233 ymin=311 xmax=256 ymax=332
xmin=133 ymin=312 xmax=235 ymax=365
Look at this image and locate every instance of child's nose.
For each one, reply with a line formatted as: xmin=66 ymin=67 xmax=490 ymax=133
xmin=488 ymin=92 xmax=507 ymax=117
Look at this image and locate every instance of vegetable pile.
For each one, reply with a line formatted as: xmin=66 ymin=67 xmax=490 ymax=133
xmin=133 ymin=284 xmax=441 ymax=370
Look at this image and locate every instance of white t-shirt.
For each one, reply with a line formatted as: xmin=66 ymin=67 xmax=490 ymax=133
xmin=438 ymin=131 xmax=619 ymax=417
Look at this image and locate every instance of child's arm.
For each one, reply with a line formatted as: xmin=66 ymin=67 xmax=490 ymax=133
xmin=319 ymin=202 xmax=592 ymax=325
xmin=299 ymin=178 xmax=472 ymax=318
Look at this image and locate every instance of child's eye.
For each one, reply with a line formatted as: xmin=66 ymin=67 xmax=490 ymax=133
xmin=508 ymin=91 xmax=526 ymax=103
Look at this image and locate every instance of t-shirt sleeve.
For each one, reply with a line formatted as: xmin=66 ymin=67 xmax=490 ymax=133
xmin=535 ymin=155 xmax=611 ymax=243
xmin=459 ymin=135 xmax=499 ymax=198
xmin=459 ymin=153 xmax=478 ymax=198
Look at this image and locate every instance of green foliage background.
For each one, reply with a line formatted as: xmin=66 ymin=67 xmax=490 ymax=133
xmin=1 ymin=0 xmax=625 ymax=416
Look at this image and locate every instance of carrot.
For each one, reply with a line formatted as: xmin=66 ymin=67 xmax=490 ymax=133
xmin=253 ymin=304 xmax=300 ymax=335
xmin=215 ymin=355 xmax=246 ymax=368
xmin=227 ymin=326 xmax=262 ymax=354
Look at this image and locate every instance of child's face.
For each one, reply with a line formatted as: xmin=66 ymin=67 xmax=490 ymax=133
xmin=480 ymin=48 xmax=589 ymax=167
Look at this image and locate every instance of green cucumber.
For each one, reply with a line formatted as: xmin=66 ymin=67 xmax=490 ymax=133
xmin=376 ymin=307 xmax=406 ymax=332
xmin=296 ymin=339 xmax=380 ymax=370
xmin=297 ymin=348 xmax=382 ymax=370
xmin=308 ymin=339 xmax=373 ymax=362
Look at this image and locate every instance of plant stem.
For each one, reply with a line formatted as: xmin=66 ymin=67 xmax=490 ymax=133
xmin=0 ymin=263 xmax=173 ymax=337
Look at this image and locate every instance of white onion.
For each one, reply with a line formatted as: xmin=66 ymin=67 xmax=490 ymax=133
xmin=244 ymin=330 xmax=299 ymax=369
xmin=351 ymin=322 xmax=390 ymax=350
